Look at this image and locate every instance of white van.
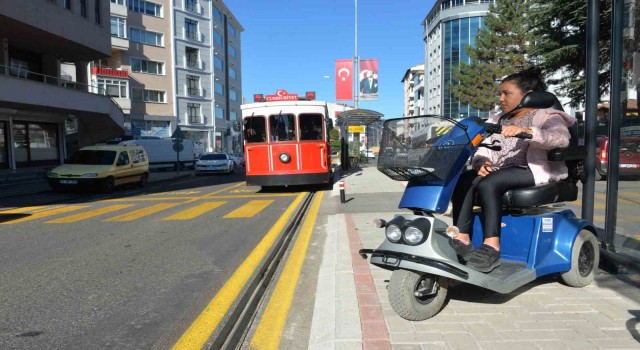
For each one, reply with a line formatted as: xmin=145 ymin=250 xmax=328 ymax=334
xmin=120 ymin=139 xmax=195 ymax=170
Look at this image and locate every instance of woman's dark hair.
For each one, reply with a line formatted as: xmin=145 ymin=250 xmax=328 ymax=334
xmin=501 ymin=67 xmax=547 ymax=92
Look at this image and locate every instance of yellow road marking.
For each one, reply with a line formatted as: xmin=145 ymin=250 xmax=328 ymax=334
xmin=104 ymin=203 xmax=180 ymax=222
xmin=162 ymin=202 xmax=226 ymax=220
xmin=1 ymin=205 xmax=89 ymax=224
xmin=223 ymin=200 xmax=273 ymax=218
xmin=0 ymin=206 xmax=48 ymax=214
xmin=46 ymin=204 xmax=135 ymax=223
xmin=172 ymin=192 xmax=306 ymax=350
xmin=250 ymin=192 xmax=324 ymax=349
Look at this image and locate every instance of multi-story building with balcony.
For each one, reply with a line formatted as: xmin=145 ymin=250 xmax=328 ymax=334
xmin=97 ymin=0 xmax=242 ymax=155
xmin=422 ymin=0 xmax=493 ymax=119
xmin=401 ymin=64 xmax=425 ymax=118
xmin=0 ymin=0 xmax=123 ymax=170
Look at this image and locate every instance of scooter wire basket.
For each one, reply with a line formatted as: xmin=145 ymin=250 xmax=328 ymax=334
xmin=377 ymin=116 xmax=470 ymax=182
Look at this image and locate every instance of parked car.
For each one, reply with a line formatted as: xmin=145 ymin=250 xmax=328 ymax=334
xmin=230 ymin=153 xmax=245 ymax=166
xmin=595 ymin=136 xmax=640 ymax=180
xmin=119 ymin=138 xmax=195 ymax=170
xmin=47 ymin=144 xmax=149 ymax=193
xmin=365 ymin=150 xmax=376 ymax=159
xmin=195 ymin=153 xmax=235 ymax=175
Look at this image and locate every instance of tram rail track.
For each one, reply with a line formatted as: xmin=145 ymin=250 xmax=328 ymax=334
xmin=209 ymin=190 xmax=316 ymax=350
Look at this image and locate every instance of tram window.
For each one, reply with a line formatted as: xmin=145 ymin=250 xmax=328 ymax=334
xmin=299 ymin=113 xmax=323 ymax=141
xmin=269 ymin=114 xmax=296 ymax=142
xmin=244 ymin=116 xmax=267 ymax=143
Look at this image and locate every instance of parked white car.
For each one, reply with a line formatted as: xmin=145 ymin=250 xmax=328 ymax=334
xmin=365 ymin=150 xmax=376 ymax=159
xmin=230 ymin=153 xmax=245 ymax=166
xmin=195 ymin=153 xmax=235 ymax=175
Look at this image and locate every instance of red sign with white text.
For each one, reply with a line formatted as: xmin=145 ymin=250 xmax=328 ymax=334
xmin=265 ymin=89 xmax=299 ymax=101
xmin=335 ymin=59 xmax=353 ymax=101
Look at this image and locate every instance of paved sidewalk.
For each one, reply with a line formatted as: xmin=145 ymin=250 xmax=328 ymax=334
xmin=309 ymin=165 xmax=640 ymax=349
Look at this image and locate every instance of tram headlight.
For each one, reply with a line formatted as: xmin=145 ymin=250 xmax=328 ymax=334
xmin=385 ymin=224 xmax=402 ymax=243
xmin=278 ymin=153 xmax=291 ymax=163
xmin=403 ymin=218 xmax=430 ymax=245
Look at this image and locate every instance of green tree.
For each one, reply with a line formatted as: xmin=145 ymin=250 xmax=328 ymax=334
xmin=329 ymin=128 xmax=341 ymax=154
xmin=450 ymin=0 xmax=536 ymax=112
xmin=528 ymin=0 xmax=612 ymax=106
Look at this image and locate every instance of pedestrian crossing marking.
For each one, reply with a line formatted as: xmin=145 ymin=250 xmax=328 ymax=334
xmin=104 ymin=203 xmax=180 ymax=222
xmin=46 ymin=204 xmax=135 ymax=223
xmin=223 ymin=200 xmax=274 ymax=218
xmin=0 ymin=206 xmax=58 ymax=214
xmin=1 ymin=205 xmax=89 ymax=224
xmin=435 ymin=126 xmax=452 ymax=135
xmin=162 ymin=202 xmax=226 ymax=221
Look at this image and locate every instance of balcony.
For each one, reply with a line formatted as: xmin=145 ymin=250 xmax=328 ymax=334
xmin=92 ymin=67 xmax=129 ymax=78
xmin=110 ymin=0 xmax=128 ymax=17
xmin=111 ymin=36 xmax=129 ymax=51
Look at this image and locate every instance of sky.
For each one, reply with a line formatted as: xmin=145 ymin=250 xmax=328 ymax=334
xmin=225 ymin=0 xmax=437 ymax=119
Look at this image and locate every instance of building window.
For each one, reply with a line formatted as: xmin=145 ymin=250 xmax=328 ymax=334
xmin=215 ymin=106 xmax=224 ymax=119
xmin=228 ymin=23 xmax=236 ymax=37
xmin=214 ymin=81 xmax=224 ymax=95
xmin=214 ymin=56 xmax=223 ymax=70
xmin=97 ymin=78 xmax=128 ymax=98
xmin=132 ymin=88 xmax=166 ymax=103
xmin=130 ymin=28 xmax=163 ymax=46
xmin=187 ymin=103 xmax=201 ymax=124
xmin=229 ymin=67 xmax=236 ymax=80
xmin=185 ymin=19 xmax=199 ymax=41
xmin=111 ymin=0 xmax=125 ymax=4
xmin=130 ymin=58 xmax=164 ymax=74
xmin=185 ymin=0 xmax=198 ymax=13
xmin=214 ymin=31 xmax=223 ymax=46
xmin=229 ymin=89 xmax=237 ymax=101
xmin=64 ymin=0 xmax=71 ymax=10
xmin=186 ymin=75 xmax=200 ymax=96
xmin=185 ymin=47 xmax=199 ymax=69
xmin=129 ymin=0 xmax=162 ymax=17
xmin=213 ymin=5 xmax=222 ymax=21
xmin=95 ymin=0 xmax=101 ymax=24
xmin=110 ymin=17 xmax=126 ymax=38
xmin=80 ymin=0 xmax=87 ymax=17
xmin=229 ymin=46 xmax=236 ymax=58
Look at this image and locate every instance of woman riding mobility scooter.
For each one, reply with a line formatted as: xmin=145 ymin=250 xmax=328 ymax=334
xmin=359 ymin=92 xmax=599 ymax=321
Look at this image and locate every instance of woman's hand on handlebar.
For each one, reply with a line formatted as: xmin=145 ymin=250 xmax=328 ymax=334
xmin=477 ymin=161 xmax=493 ymax=177
xmin=501 ymin=125 xmax=532 ymax=139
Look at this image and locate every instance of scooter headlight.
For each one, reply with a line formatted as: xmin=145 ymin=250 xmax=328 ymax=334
xmin=403 ymin=218 xmax=430 ymax=245
xmin=404 ymin=227 xmax=424 ymax=245
xmin=385 ymin=225 xmax=402 ymax=243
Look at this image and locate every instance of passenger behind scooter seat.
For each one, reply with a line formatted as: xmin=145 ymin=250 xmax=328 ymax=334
xmin=448 ymin=67 xmax=576 ymax=273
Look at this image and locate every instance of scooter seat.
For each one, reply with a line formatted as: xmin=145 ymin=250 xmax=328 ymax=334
xmin=501 ymin=180 xmax=578 ymax=207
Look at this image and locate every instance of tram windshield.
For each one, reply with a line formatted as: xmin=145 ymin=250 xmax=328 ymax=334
xmin=244 ymin=116 xmax=267 ymax=143
xmin=269 ymin=114 xmax=296 ymax=142
xmin=299 ymin=113 xmax=323 ymax=141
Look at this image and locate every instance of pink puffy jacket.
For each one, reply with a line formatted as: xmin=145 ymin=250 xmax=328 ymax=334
xmin=471 ymin=108 xmax=576 ymax=185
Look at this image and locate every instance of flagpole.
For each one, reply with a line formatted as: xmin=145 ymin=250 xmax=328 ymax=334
xmin=354 ymin=0 xmax=359 ymax=109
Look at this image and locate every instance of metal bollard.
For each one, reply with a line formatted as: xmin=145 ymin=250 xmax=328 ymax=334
xmin=339 ymin=181 xmax=346 ymax=203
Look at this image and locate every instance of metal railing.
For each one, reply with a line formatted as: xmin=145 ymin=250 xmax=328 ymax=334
xmin=0 ymin=64 xmax=126 ymax=114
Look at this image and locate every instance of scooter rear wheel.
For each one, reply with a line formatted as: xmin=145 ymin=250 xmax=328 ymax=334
xmin=388 ymin=270 xmax=448 ymax=321
xmin=561 ymin=229 xmax=599 ymax=288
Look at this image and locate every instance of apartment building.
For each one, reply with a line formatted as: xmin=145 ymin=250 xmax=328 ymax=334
xmin=98 ymin=0 xmax=242 ymax=155
xmin=422 ymin=0 xmax=492 ymax=120
xmin=401 ymin=64 xmax=425 ymax=118
xmin=0 ymin=0 xmax=122 ymax=170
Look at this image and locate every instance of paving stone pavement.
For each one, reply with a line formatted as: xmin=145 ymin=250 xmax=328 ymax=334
xmin=308 ymin=165 xmax=640 ymax=350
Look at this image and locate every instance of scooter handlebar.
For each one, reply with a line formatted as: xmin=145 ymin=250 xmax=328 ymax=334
xmin=484 ymin=123 xmax=532 ymax=139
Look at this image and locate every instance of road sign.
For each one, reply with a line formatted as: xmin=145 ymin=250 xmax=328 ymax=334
xmin=348 ymin=125 xmax=365 ymax=133
xmin=171 ymin=125 xmax=185 ymax=140
xmin=172 ymin=142 xmax=184 ymax=152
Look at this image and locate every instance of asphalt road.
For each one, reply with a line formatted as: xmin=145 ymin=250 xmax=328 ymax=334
xmin=0 ymin=169 xmax=305 ymax=349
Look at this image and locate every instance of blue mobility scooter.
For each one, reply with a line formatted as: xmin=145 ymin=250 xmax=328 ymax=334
xmin=359 ymin=92 xmax=599 ymax=321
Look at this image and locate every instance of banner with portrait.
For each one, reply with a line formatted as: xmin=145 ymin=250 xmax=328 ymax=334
xmin=359 ymin=59 xmax=378 ymax=101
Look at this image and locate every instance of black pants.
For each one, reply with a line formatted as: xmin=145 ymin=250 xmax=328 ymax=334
xmin=451 ymin=167 xmax=535 ymax=238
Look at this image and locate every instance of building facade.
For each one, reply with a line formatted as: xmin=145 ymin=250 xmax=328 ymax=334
xmin=0 ymin=0 xmax=124 ymax=170
xmin=422 ymin=0 xmax=492 ymax=119
xmin=100 ymin=0 xmax=242 ymax=155
xmin=401 ymin=64 xmax=425 ymax=118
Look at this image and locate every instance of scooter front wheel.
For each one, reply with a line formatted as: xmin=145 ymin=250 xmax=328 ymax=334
xmin=561 ymin=229 xmax=600 ymax=288
xmin=388 ymin=270 xmax=449 ymax=321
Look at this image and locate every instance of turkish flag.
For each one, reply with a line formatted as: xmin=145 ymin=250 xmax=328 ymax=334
xmin=335 ymin=59 xmax=353 ymax=101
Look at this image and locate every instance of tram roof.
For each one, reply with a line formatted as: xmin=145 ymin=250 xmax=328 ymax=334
xmin=335 ymin=109 xmax=383 ymax=126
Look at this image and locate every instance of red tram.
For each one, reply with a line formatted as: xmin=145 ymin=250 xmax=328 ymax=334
xmin=241 ymin=90 xmax=333 ymax=187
